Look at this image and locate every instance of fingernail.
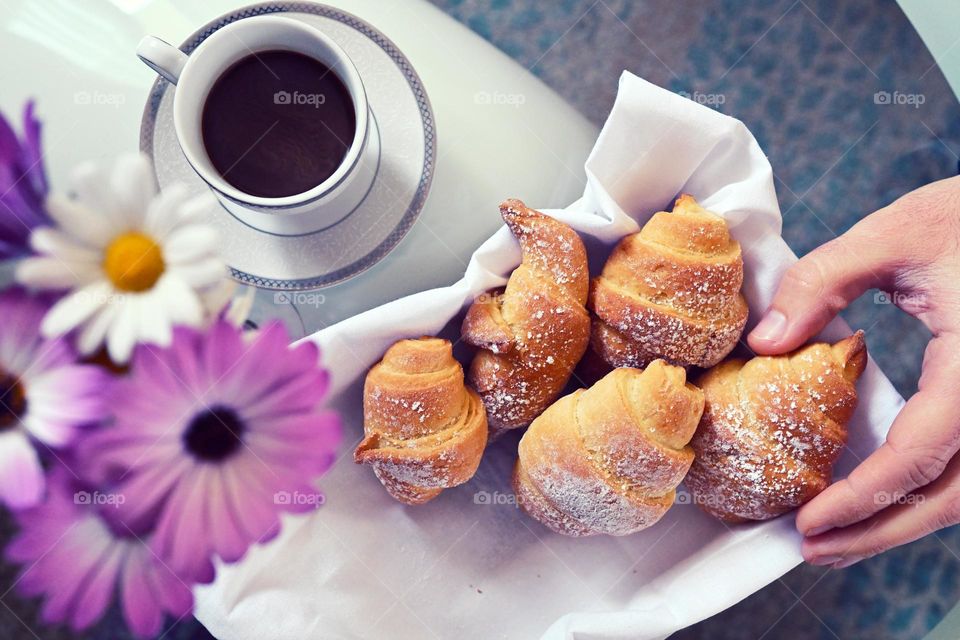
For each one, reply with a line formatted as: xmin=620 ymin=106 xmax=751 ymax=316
xmin=832 ymin=556 xmax=863 ymax=569
xmin=805 ymin=525 xmax=833 ymax=537
xmin=808 ymin=555 xmax=842 ymax=566
xmin=751 ymin=310 xmax=787 ymax=343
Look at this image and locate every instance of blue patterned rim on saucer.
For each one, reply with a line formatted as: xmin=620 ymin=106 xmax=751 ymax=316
xmin=140 ymin=1 xmax=435 ymax=290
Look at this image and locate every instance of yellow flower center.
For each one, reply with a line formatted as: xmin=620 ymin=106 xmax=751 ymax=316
xmin=103 ymin=232 xmax=165 ymax=292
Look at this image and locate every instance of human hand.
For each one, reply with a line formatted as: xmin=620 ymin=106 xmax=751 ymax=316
xmin=747 ymin=175 xmax=960 ymax=568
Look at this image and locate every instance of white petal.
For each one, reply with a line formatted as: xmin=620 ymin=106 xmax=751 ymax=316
xmin=168 ymin=257 xmax=225 ymax=289
xmin=40 ymin=281 xmax=112 ymax=337
xmin=175 ymin=192 xmax=217 ymax=225
xmin=143 ymin=184 xmax=190 ymax=239
xmin=21 ymin=411 xmax=74 ymax=447
xmin=45 ymin=193 xmax=114 ymax=247
xmin=16 ymin=256 xmax=98 ymax=289
xmin=131 ymin=289 xmax=173 ymax=347
xmin=106 ymin=298 xmax=138 ymax=364
xmin=71 ymin=160 xmax=129 ymax=228
xmin=107 ymin=153 xmax=156 ymax=226
xmin=153 ymin=275 xmax=204 ymax=327
xmin=0 ymin=431 xmax=44 ymax=509
xmin=162 ymin=224 xmax=219 ymax=264
xmin=76 ymin=304 xmax=119 ymax=355
xmin=30 ymin=227 xmax=101 ymax=264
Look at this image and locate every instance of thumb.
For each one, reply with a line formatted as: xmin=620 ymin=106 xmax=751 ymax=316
xmin=748 ymin=221 xmax=896 ymax=354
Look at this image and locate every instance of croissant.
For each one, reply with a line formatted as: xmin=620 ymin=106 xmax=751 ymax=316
xmin=513 ymin=361 xmax=704 ymax=536
xmin=684 ymin=332 xmax=867 ymax=522
xmin=462 ymin=199 xmax=590 ymax=434
xmin=590 ymin=194 xmax=748 ymax=369
xmin=354 ymin=337 xmax=487 ymax=505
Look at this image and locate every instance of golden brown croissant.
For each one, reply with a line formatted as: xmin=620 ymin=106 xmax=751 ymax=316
xmin=684 ymin=332 xmax=867 ymax=522
xmin=354 ymin=337 xmax=487 ymax=505
xmin=461 ymin=199 xmax=590 ymax=434
xmin=590 ymin=194 xmax=748 ymax=369
xmin=513 ymin=361 xmax=704 ymax=536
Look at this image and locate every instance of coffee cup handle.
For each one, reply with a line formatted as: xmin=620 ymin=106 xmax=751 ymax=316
xmin=137 ymin=36 xmax=188 ymax=84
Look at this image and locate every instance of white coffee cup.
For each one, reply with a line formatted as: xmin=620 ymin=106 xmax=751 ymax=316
xmin=137 ymin=15 xmax=380 ymax=236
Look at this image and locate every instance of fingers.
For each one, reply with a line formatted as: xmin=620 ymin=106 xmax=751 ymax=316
xmin=802 ymin=451 xmax=960 ymax=567
xmin=748 ymin=218 xmax=898 ymax=355
xmin=796 ymin=336 xmax=960 ymax=537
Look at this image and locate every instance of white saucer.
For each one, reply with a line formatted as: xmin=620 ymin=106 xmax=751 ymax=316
xmin=140 ymin=1 xmax=435 ymax=290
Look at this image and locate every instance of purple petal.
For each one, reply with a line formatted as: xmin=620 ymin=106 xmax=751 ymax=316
xmin=108 ymin=457 xmax=188 ymax=530
xmin=0 ymin=177 xmax=42 ymax=241
xmin=147 ymin=562 xmax=194 ymax=618
xmin=150 ymin=468 xmax=215 ymax=583
xmin=121 ymin=548 xmax=164 ymax=638
xmin=5 ymin=510 xmax=67 ymax=562
xmin=79 ymin=429 xmax=168 ymax=485
xmin=20 ymin=101 xmax=47 ymax=194
xmin=165 ymin=326 xmax=205 ymax=392
xmin=0 ymin=104 xmax=20 ymax=162
xmin=279 ymin=339 xmax=324 ymax=384
xmin=246 ymin=428 xmax=341 ymax=475
xmin=36 ymin=520 xmax=111 ymax=625
xmin=201 ymin=319 xmax=244 ymax=383
xmin=24 ymin=366 xmax=108 ymax=444
xmin=0 ymin=431 xmax=45 ymax=509
xmin=0 ymin=102 xmax=49 ymax=258
xmin=221 ymin=322 xmax=292 ymax=400
xmin=220 ymin=458 xmax=279 ymax=546
xmin=127 ymin=338 xmax=190 ymax=402
xmin=69 ymin=544 xmax=123 ymax=631
xmin=0 ymin=289 xmax=55 ymax=370
xmin=252 ymin=411 xmax=342 ymax=457
xmin=23 ymin=334 xmax=75 ymax=376
xmin=206 ymin=467 xmax=251 ymax=563
xmin=241 ymin=368 xmax=328 ymax=420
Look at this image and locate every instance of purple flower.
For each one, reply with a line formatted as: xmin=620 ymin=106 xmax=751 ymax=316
xmin=5 ymin=469 xmax=193 ymax=638
xmin=0 ymin=101 xmax=50 ymax=258
xmin=85 ymin=320 xmax=341 ymax=582
xmin=0 ymin=288 xmax=108 ymax=509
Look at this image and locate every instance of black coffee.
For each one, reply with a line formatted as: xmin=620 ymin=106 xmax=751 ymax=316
xmin=201 ymin=50 xmax=356 ymax=198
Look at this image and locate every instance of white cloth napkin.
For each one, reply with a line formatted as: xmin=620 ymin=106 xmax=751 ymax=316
xmin=194 ymin=72 xmax=905 ymax=640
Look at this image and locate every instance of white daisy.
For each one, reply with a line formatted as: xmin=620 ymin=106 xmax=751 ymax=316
xmin=16 ymin=152 xmax=227 ymax=364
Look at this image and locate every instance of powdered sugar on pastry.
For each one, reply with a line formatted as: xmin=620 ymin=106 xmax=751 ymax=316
xmin=355 ymin=337 xmax=488 ymax=505
xmin=590 ymin=194 xmax=748 ymax=369
xmin=462 ymin=200 xmax=591 ymax=434
xmin=514 ymin=361 xmax=704 ymax=536
xmin=684 ymin=332 xmax=866 ymax=522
